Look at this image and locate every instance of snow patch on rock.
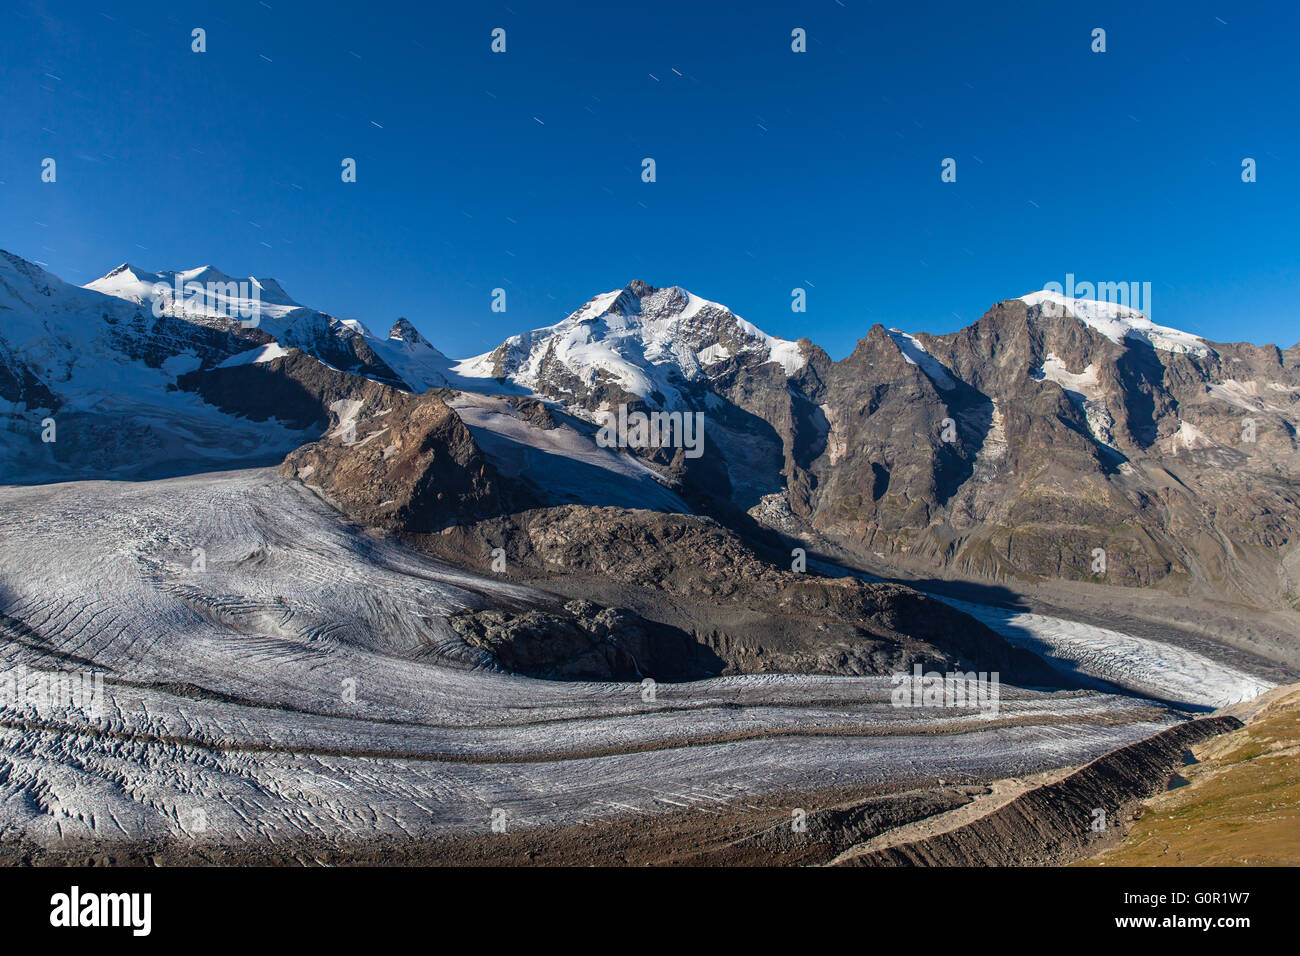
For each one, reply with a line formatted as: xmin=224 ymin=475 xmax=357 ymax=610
xmin=217 ymin=342 xmax=291 ymax=368
xmin=1031 ymin=353 xmax=1117 ymax=448
xmin=887 ymin=330 xmax=957 ymax=390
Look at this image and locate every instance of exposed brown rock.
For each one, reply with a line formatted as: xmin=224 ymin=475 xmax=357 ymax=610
xmin=281 ymin=387 xmax=504 ymax=533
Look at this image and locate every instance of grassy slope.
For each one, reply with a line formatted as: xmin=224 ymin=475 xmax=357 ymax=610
xmin=1082 ymin=684 xmax=1300 ymax=866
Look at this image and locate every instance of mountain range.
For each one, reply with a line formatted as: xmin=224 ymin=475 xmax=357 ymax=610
xmin=4 ymin=248 xmax=1299 ymax=618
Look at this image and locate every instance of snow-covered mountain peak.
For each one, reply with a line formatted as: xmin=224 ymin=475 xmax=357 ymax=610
xmin=1019 ymin=289 xmax=1212 ymax=356
xmin=79 ymin=257 xmax=456 ymax=393
xmin=100 ymin=262 xmax=151 ymax=282
xmin=177 ymin=264 xmax=230 ymax=282
xmin=452 ymin=281 xmax=807 ymax=408
xmin=1 ymin=249 xmax=63 ymax=292
xmin=253 ymin=277 xmax=294 ymax=304
xmin=86 ymin=263 xmax=303 ymax=314
xmin=606 ymin=278 xmax=656 ymax=315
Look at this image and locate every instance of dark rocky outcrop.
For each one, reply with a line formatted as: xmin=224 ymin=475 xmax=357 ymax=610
xmin=192 ymin=351 xmax=1057 ymax=685
xmin=504 ymin=395 xmax=558 ymax=430
xmin=420 ymin=505 xmax=1064 ymax=685
xmin=178 ymin=349 xmax=396 ymax=429
xmin=448 ymin=599 xmax=723 ymax=681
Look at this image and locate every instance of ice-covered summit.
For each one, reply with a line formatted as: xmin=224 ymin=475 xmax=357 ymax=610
xmin=84 ymin=259 xmax=457 ymax=391
xmin=86 ymin=262 xmax=304 ymax=322
xmin=453 ymin=279 xmax=807 ymax=408
xmin=1019 ymin=289 xmax=1212 ymax=355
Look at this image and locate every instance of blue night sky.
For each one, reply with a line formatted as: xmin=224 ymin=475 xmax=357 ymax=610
xmin=3 ymin=0 xmax=1298 ymax=358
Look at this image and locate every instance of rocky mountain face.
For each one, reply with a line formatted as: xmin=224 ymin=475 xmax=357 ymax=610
xmin=278 ymin=382 xmax=506 ymax=534
xmin=802 ymin=297 xmax=1300 ymax=609
xmin=5 ymin=251 xmax=1299 ymax=616
xmin=449 ymin=279 xmax=1300 ymax=610
xmin=169 ymin=345 xmax=507 ymax=533
xmin=171 ymin=344 xmax=1048 ymax=682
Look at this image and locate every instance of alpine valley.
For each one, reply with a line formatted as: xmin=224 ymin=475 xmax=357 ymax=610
xmin=0 ymin=248 xmax=1294 ymax=865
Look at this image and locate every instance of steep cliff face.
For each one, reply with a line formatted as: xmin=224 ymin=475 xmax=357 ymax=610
xmin=282 ymin=405 xmax=501 ymax=534
xmin=277 ymin=387 xmax=505 ymax=534
xmin=806 ymin=298 xmax=1300 ymax=608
